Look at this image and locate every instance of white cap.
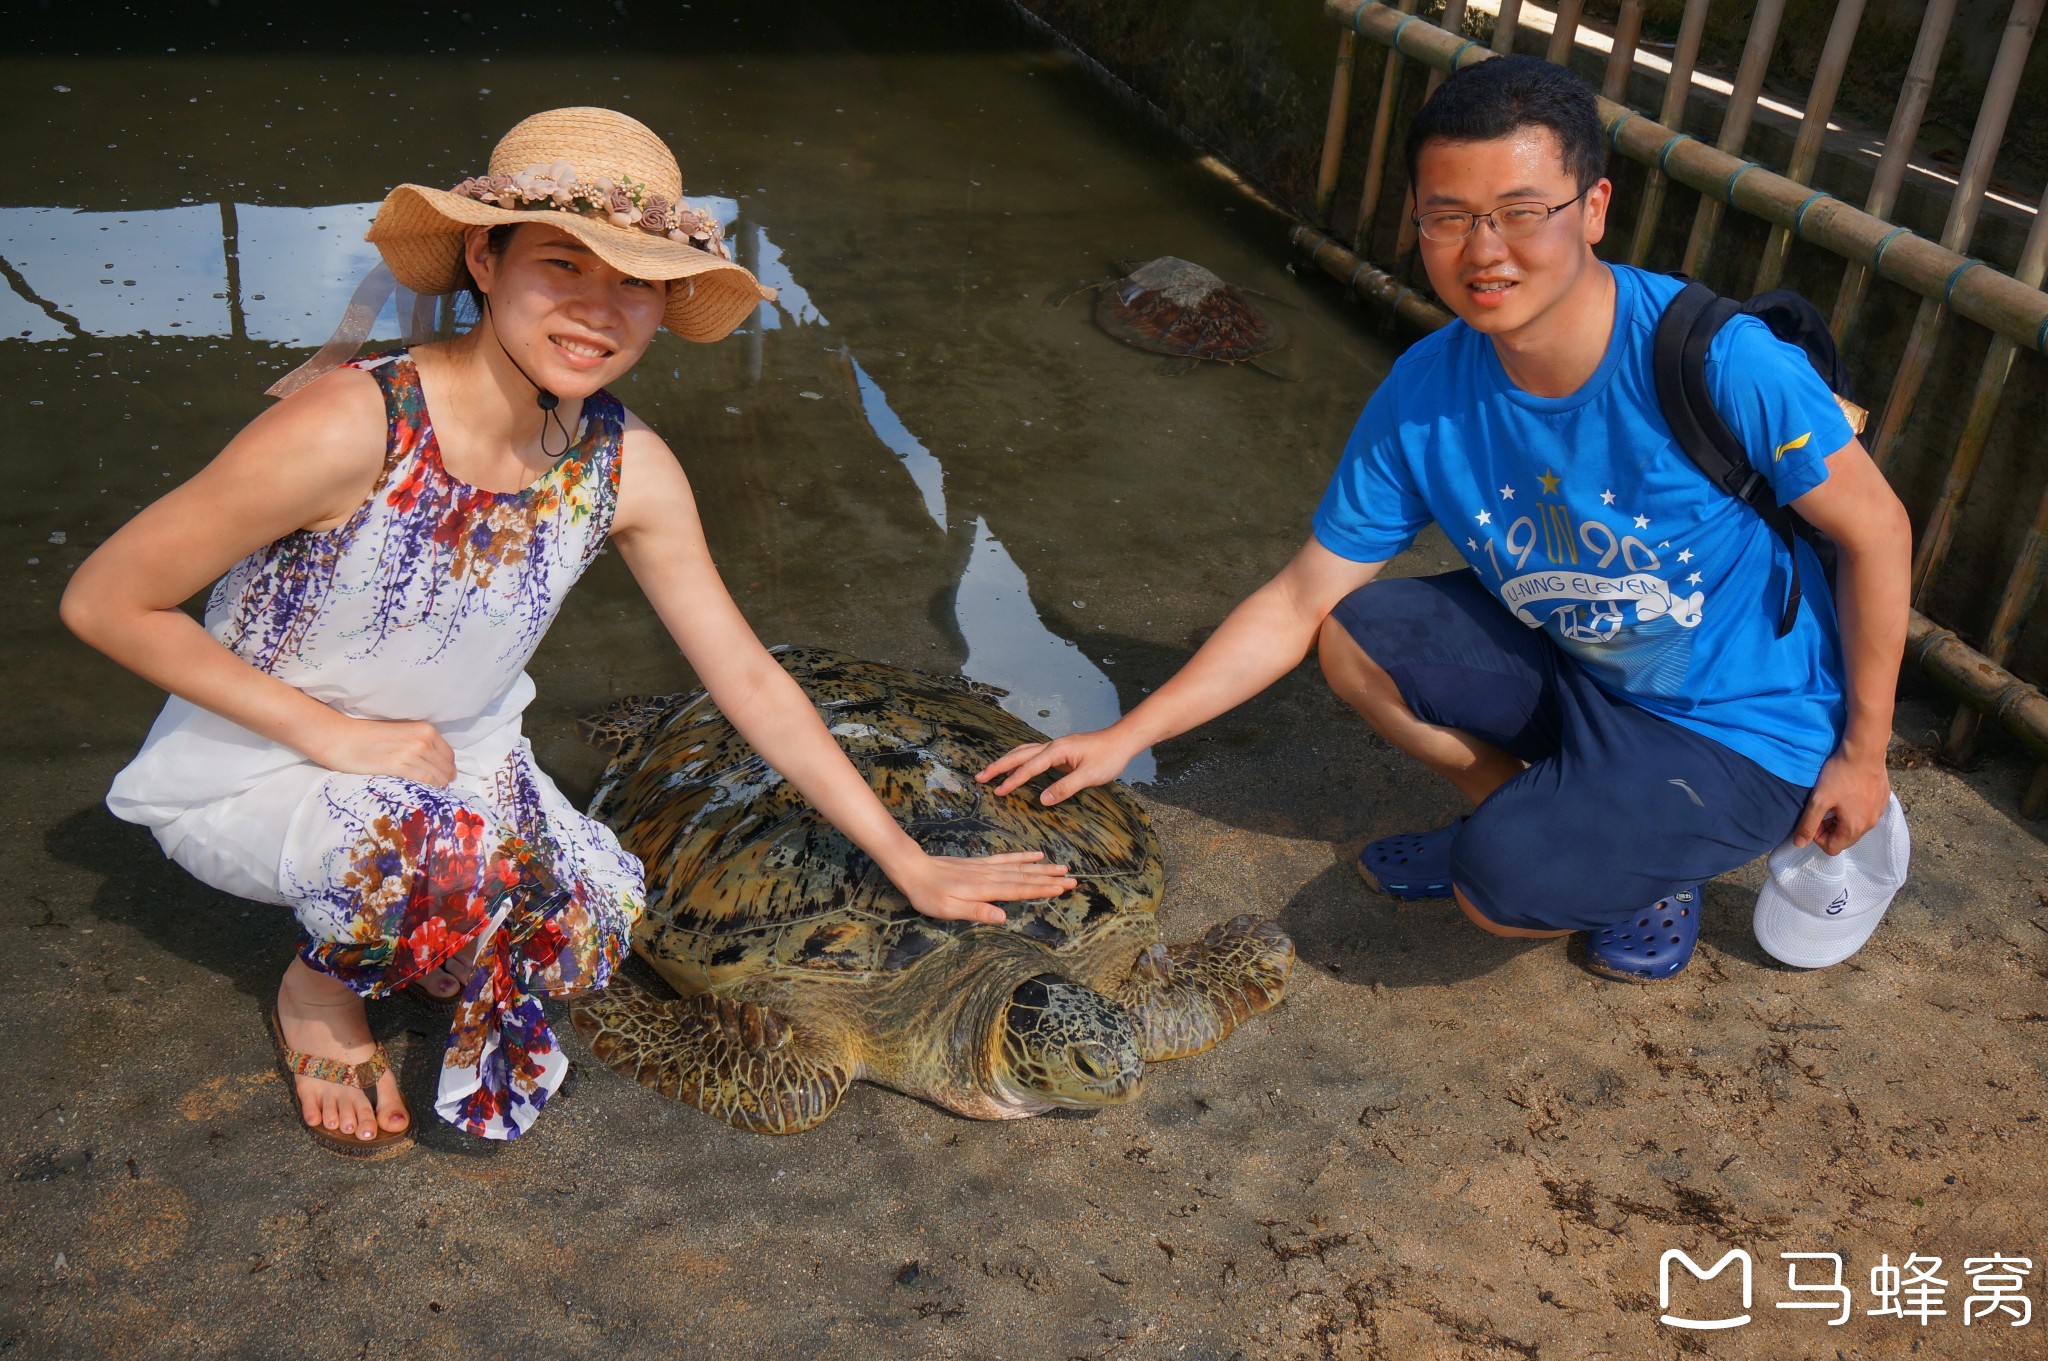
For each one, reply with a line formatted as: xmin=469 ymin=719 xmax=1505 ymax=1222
xmin=1753 ymin=793 xmax=1910 ymax=969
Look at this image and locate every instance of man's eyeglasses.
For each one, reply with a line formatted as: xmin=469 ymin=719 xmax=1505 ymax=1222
xmin=1412 ymin=188 xmax=1590 ymax=243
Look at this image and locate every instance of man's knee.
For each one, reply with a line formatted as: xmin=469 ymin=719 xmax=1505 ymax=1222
xmin=1450 ymin=813 xmax=1573 ymax=933
xmin=1452 ymin=800 xmax=1654 ymax=934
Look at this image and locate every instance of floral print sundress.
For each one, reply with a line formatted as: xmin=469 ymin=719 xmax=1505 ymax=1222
xmin=107 ymin=350 xmax=645 ymax=1140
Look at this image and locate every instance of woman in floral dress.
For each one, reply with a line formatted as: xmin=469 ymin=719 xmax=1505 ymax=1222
xmin=61 ymin=107 xmax=1074 ymax=1156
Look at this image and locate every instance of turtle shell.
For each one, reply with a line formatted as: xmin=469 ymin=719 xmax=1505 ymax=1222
xmin=1093 ymin=257 xmax=1285 ymax=362
xmin=588 ymin=647 xmax=1163 ymax=994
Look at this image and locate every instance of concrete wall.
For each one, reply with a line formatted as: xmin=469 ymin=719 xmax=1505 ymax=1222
xmin=1012 ymin=0 xmax=2048 ymax=702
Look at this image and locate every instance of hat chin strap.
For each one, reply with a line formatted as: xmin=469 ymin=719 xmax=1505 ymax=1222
xmin=482 ymin=295 xmax=573 ymax=459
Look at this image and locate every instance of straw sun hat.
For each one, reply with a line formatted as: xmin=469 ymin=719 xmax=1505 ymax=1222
xmin=367 ymin=106 xmax=774 ymax=341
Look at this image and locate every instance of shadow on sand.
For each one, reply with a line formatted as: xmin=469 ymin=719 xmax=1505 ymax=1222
xmin=40 ymin=805 xmax=518 ymax=1158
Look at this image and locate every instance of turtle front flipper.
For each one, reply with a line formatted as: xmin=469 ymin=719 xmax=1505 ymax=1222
xmin=1112 ymin=915 xmax=1294 ymax=1061
xmin=575 ymin=695 xmax=679 ymax=755
xmin=571 ymin=978 xmax=860 ymax=1134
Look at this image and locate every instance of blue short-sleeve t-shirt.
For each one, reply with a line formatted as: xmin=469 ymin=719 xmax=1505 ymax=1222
xmin=1312 ymin=264 xmax=1855 ymax=785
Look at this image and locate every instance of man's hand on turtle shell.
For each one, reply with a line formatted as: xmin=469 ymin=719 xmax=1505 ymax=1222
xmin=976 ymin=729 xmax=1133 ymax=805
xmin=897 ymin=851 xmax=1077 ymax=926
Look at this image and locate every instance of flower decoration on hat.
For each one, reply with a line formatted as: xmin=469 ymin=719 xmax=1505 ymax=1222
xmin=449 ymin=161 xmax=731 ymax=261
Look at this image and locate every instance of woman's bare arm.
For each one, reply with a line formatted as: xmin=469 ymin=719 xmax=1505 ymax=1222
xmin=607 ymin=416 xmax=1074 ymax=924
xmin=60 ymin=368 xmax=458 ymax=784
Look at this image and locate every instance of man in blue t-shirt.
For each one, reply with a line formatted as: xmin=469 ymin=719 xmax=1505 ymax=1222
xmin=981 ymin=56 xmax=1910 ymax=981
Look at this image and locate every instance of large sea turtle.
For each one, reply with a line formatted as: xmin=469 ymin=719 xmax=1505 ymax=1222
xmin=1051 ymin=256 xmax=1289 ymax=375
xmin=569 ymin=647 xmax=1294 ymax=1134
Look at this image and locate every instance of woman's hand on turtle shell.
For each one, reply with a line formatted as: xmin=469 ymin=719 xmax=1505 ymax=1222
xmin=305 ymin=714 xmax=457 ymax=786
xmin=976 ymin=729 xmax=1133 ymax=806
xmin=894 ymin=851 xmax=1078 ymax=926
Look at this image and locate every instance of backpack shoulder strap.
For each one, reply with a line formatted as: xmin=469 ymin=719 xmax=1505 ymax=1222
xmin=1653 ymin=280 xmax=1764 ymax=504
xmin=1652 ymin=278 xmax=1806 ymax=637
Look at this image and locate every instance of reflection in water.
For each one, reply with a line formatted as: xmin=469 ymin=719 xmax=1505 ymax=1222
xmin=847 ymin=352 xmax=946 ymax=533
xmin=4 ymin=196 xmax=1148 ymax=778
xmin=230 ymin=202 xmax=381 ymax=342
xmin=954 ymin=517 xmax=1156 ymax=783
xmin=749 ymin=227 xmax=823 ymax=330
xmin=822 ymin=330 xmax=1152 ymax=779
xmin=1 ymin=198 xmax=746 ymax=348
xmin=716 ymin=221 xmax=1146 ymax=777
xmin=1 ymin=204 xmax=227 ymax=340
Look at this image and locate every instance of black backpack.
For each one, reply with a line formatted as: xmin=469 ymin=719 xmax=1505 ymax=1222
xmin=1651 ymin=280 xmax=1866 ymax=638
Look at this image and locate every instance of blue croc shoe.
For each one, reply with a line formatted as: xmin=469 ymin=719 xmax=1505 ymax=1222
xmin=1584 ymin=886 xmax=1702 ymax=983
xmin=1356 ymin=819 xmax=1465 ymax=901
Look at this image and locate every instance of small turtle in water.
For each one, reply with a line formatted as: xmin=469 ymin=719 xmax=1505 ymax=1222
xmin=570 ymin=647 xmax=1294 ymax=1134
xmin=1051 ymin=256 xmax=1289 ymax=375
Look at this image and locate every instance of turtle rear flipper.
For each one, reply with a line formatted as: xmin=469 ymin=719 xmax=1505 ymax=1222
xmin=1113 ymin=915 xmax=1294 ymax=1061
xmin=571 ymin=978 xmax=860 ymax=1134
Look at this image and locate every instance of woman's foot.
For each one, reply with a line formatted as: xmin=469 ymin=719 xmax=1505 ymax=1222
xmin=276 ymin=958 xmax=410 ymax=1140
xmin=407 ymin=941 xmax=483 ymax=1002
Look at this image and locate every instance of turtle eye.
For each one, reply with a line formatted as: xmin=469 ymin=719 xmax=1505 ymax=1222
xmin=1072 ymin=1044 xmax=1112 ymax=1080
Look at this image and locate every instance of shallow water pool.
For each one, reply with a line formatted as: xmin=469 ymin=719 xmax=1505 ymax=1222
xmin=5 ymin=0 xmax=1399 ymax=799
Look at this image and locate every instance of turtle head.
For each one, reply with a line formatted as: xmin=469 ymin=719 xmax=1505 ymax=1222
xmin=994 ymin=975 xmax=1144 ymax=1110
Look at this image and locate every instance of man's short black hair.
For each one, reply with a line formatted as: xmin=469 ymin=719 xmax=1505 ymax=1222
xmin=1404 ymin=55 xmax=1606 ymax=195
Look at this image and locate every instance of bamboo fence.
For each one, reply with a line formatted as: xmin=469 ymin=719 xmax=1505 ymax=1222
xmin=1300 ymin=0 xmax=2048 ymax=809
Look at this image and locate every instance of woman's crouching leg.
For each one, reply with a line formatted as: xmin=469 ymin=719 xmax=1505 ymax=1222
xmin=281 ymin=776 xmax=513 ymax=999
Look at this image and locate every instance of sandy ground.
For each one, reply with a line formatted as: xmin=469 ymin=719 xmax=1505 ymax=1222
xmin=6 ymin=642 xmax=2047 ymax=1361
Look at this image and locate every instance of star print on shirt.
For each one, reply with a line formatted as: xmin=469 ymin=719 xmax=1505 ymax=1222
xmin=1687 ymin=572 xmax=1703 ymax=585
xmin=1466 ymin=537 xmax=1479 ymax=551
xmin=1538 ymin=469 xmax=1561 ymax=495
xmin=1633 ymin=514 xmax=1651 ymax=529
xmin=1500 ymin=485 xmax=1516 ymax=500
xmin=1677 ymin=549 xmax=1694 ymax=563
xmin=1600 ymin=489 xmax=1616 ymax=505
xmin=1476 ymin=510 xmax=1493 ymax=526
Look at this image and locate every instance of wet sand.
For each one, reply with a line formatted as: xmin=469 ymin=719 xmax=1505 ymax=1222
xmin=7 ymin=671 xmax=2048 ymax=1359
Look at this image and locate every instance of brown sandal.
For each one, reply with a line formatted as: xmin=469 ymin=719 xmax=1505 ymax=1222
xmin=267 ymin=1009 xmax=415 ymax=1160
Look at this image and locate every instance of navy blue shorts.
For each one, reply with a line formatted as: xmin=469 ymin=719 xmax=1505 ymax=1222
xmin=1330 ymin=571 xmax=1810 ymax=932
